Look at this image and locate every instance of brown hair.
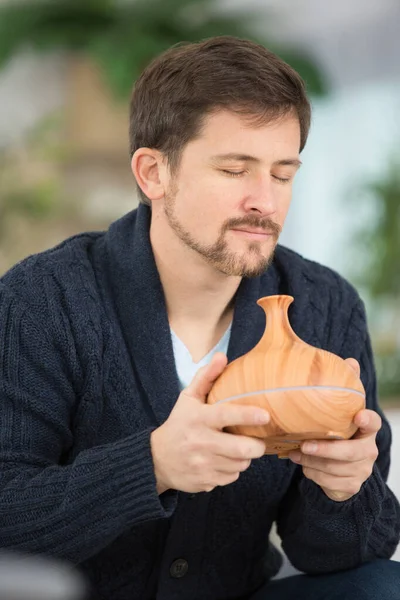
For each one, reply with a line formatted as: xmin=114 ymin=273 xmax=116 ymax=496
xmin=129 ymin=35 xmax=311 ymax=205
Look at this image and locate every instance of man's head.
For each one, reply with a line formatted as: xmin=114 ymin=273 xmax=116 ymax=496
xmin=130 ymin=36 xmax=310 ymax=277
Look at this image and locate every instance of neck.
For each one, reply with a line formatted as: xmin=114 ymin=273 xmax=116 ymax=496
xmin=150 ymin=217 xmax=240 ymax=332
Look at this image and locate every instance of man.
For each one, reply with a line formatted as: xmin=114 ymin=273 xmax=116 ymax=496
xmin=0 ymin=36 xmax=399 ymax=600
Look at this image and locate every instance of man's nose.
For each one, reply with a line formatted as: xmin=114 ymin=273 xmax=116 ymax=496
xmin=242 ymin=174 xmax=278 ymax=215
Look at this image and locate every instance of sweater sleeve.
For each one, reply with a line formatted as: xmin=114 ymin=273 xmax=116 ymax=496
xmin=0 ymin=285 xmax=177 ymax=564
xmin=276 ymin=296 xmax=400 ymax=573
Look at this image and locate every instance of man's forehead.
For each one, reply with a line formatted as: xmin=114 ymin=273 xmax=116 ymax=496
xmin=193 ymin=110 xmax=301 ymax=155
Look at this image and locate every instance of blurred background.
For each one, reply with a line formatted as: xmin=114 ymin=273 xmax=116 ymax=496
xmin=0 ymin=0 xmax=399 ymax=587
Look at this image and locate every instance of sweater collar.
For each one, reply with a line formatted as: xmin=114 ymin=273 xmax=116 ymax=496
xmin=103 ymin=204 xmax=279 ymax=424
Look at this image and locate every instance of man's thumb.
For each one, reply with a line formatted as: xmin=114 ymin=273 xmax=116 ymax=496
xmin=186 ymin=352 xmax=228 ymax=402
xmin=344 ymin=357 xmax=361 ymax=379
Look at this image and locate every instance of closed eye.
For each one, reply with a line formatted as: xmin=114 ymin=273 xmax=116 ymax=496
xmin=222 ymin=170 xmax=292 ymax=183
xmin=221 ymin=170 xmax=246 ymax=177
xmin=272 ymin=175 xmax=291 ymax=184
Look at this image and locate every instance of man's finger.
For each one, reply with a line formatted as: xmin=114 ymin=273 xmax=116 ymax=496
xmin=344 ymin=357 xmax=361 ymax=378
xmin=207 ymin=402 xmax=270 ymax=431
xmin=186 ymin=352 xmax=228 ymax=402
xmin=301 ymin=468 xmax=360 ymax=500
xmin=352 ymin=409 xmax=382 ymax=438
xmin=211 ymin=431 xmax=266 ymax=460
xmin=297 ymin=437 xmax=372 ymax=462
xmin=289 ymin=452 xmax=371 ymax=477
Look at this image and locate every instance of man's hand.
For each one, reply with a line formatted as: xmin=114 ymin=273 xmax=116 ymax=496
xmin=288 ymin=358 xmax=382 ymax=501
xmin=150 ymin=352 xmax=269 ymax=495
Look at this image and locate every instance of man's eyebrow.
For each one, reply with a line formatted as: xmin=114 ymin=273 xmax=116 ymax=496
xmin=210 ymin=153 xmax=260 ymax=163
xmin=210 ymin=153 xmax=302 ymax=168
xmin=273 ymin=158 xmax=302 ymax=168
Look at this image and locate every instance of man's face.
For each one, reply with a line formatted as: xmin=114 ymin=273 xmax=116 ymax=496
xmin=161 ymin=110 xmax=301 ymax=277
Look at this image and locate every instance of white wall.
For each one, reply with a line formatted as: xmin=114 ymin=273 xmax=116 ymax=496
xmin=280 ymin=81 xmax=400 ymax=275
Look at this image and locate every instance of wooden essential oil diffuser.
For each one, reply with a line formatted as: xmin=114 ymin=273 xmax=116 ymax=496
xmin=207 ymin=295 xmax=366 ymax=456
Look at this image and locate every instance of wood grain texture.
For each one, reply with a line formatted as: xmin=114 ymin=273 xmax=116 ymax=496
xmin=207 ymin=295 xmax=366 ymax=455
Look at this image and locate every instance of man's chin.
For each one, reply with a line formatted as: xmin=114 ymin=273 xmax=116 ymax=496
xmin=215 ymin=256 xmax=273 ymax=278
xmin=241 ymin=263 xmax=272 ymax=278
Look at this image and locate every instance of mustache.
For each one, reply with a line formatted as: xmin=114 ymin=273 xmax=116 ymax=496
xmin=222 ymin=216 xmax=282 ymax=237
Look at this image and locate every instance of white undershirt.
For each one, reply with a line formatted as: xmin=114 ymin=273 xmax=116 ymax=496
xmin=170 ymin=324 xmax=232 ymax=390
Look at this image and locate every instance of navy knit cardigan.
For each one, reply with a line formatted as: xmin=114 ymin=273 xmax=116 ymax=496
xmin=0 ymin=204 xmax=399 ymax=600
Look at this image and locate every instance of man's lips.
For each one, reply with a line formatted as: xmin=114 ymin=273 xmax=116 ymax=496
xmin=230 ymin=227 xmax=274 ymax=239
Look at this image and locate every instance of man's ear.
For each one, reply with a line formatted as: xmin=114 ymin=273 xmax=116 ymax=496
xmin=131 ymin=148 xmax=167 ymax=201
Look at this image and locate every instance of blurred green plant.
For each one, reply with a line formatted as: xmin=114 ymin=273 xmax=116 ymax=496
xmin=352 ymin=163 xmax=400 ymax=299
xmin=0 ymin=114 xmax=68 ymax=242
xmin=375 ymin=352 xmax=400 ymax=401
xmin=350 ymin=162 xmax=400 ymax=400
xmin=0 ymin=0 xmax=327 ymax=99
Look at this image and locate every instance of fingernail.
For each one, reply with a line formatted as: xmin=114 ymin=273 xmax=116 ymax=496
xmin=302 ymin=442 xmax=318 ymax=454
xmin=289 ymin=451 xmax=301 ymax=463
xmin=256 ymin=411 xmax=270 ymax=424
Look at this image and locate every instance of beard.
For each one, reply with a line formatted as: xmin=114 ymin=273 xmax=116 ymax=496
xmin=163 ymin=186 xmax=281 ymax=278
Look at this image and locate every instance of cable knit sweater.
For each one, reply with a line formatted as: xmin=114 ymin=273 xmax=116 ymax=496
xmin=0 ymin=204 xmax=399 ymax=600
